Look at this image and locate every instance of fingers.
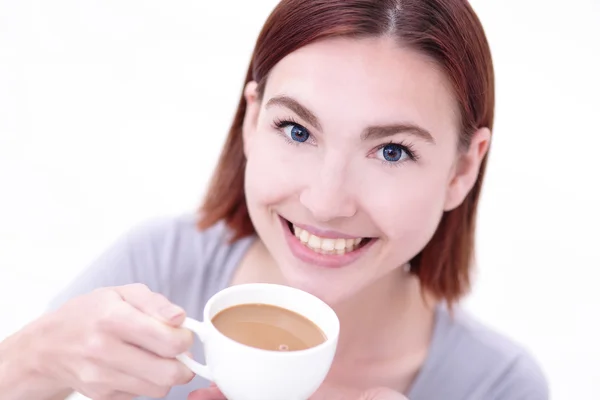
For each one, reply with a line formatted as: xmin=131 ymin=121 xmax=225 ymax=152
xmin=114 ymin=284 xmax=186 ymax=326
xmin=101 ymin=302 xmax=193 ymax=358
xmin=361 ymin=387 xmax=409 ymax=400
xmin=90 ymin=337 xmax=194 ymax=387
xmin=76 ymin=364 xmax=171 ymax=399
xmin=187 ymin=386 xmax=226 ymax=400
xmin=96 ymin=392 xmax=136 ymax=400
xmin=42 ymin=284 xmax=196 ymax=400
xmin=311 ymin=384 xmax=407 ymax=400
xmin=309 ymin=383 xmax=362 ymax=400
xmin=96 ymin=286 xmax=193 ymax=357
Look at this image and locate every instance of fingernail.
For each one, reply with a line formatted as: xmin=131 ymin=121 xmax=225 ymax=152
xmin=159 ymin=304 xmax=184 ymax=321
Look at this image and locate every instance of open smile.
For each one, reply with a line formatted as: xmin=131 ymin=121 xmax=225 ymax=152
xmin=279 ymin=216 xmax=377 ymax=268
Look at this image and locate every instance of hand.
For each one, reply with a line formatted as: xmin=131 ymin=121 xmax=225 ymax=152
xmin=14 ymin=284 xmax=195 ymax=399
xmin=188 ymin=382 xmax=408 ymax=400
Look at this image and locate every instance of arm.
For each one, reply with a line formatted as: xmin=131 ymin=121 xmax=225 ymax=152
xmin=0 ymin=284 xmax=193 ymax=400
xmin=0 ymin=321 xmax=71 ymax=400
xmin=0 ymin=217 xmax=180 ymax=400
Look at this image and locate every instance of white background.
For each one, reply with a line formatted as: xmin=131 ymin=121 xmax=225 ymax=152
xmin=1 ymin=1 xmax=599 ymax=399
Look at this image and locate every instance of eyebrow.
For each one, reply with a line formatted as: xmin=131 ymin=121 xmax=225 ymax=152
xmin=266 ymin=95 xmax=323 ymax=131
xmin=361 ymin=123 xmax=435 ymax=144
xmin=265 ymin=95 xmax=435 ymax=144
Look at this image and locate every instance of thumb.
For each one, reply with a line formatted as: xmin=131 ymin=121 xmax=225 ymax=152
xmin=360 ymin=387 xmax=409 ymax=400
xmin=188 ymin=384 xmax=226 ymax=400
xmin=309 ymin=382 xmax=362 ymax=400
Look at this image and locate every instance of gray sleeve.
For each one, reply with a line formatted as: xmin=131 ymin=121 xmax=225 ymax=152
xmin=47 ymin=218 xmax=176 ymax=311
xmin=490 ymin=353 xmax=550 ymax=400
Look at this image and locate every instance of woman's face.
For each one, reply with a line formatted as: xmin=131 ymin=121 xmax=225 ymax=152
xmin=242 ymin=36 xmax=489 ymax=304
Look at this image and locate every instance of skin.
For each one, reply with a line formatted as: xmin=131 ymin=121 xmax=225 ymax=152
xmin=0 ymin=284 xmax=195 ymax=400
xmin=191 ymin=35 xmax=490 ymax=398
xmin=0 ymin=36 xmax=489 ymax=400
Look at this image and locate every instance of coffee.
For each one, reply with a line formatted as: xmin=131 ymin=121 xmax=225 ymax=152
xmin=211 ymin=303 xmax=326 ymax=352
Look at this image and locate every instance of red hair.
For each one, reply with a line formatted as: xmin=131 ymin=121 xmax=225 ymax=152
xmin=199 ymin=0 xmax=495 ymax=304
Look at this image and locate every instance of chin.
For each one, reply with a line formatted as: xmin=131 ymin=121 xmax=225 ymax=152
xmin=274 ymin=249 xmax=377 ymax=307
xmin=281 ymin=274 xmax=358 ymax=306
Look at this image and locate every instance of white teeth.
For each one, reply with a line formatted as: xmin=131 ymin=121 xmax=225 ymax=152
xmin=291 ymin=224 xmax=366 ymax=255
xmin=321 ymin=239 xmax=335 ymax=251
xmin=334 ymin=239 xmax=346 ymax=250
xmin=308 ymin=235 xmax=321 ymax=248
xmin=300 ymin=229 xmax=309 ymax=243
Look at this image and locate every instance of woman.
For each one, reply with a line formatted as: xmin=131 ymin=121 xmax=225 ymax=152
xmin=0 ymin=0 xmax=548 ymax=399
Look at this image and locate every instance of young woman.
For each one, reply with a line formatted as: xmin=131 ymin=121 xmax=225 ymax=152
xmin=0 ymin=1 xmax=549 ymax=399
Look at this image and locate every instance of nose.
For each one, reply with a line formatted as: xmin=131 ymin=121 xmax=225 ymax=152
xmin=299 ymin=158 xmax=357 ymax=222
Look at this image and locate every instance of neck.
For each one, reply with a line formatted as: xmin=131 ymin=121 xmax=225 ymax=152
xmin=331 ymin=268 xmax=435 ymax=361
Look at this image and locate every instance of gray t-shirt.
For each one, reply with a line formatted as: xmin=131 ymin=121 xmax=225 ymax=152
xmin=49 ymin=214 xmax=549 ymax=400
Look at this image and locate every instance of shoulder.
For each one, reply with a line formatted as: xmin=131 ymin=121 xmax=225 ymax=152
xmin=444 ymin=307 xmax=549 ymax=399
xmin=48 ymin=214 xmax=253 ymax=311
xmin=121 ymin=214 xmax=254 ymax=287
xmin=121 ymin=213 xmax=229 ymax=248
xmin=414 ymin=306 xmax=549 ymax=400
xmin=494 ymin=351 xmax=550 ymax=400
xmin=119 ymin=213 xmax=249 ymax=265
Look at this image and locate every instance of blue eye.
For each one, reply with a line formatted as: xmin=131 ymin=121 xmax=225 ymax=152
xmin=283 ymin=123 xmax=310 ymax=143
xmin=378 ymin=143 xmax=409 ymax=162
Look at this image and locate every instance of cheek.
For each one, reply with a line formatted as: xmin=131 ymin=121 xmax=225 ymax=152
xmin=361 ymin=166 xmax=449 ymax=250
xmin=244 ymin=128 xmax=310 ymax=209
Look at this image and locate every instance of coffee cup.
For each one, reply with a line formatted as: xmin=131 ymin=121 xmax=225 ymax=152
xmin=176 ymin=283 xmax=340 ymax=400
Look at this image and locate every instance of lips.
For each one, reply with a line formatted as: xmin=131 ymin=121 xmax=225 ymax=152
xmin=280 ymin=216 xmax=375 ymax=268
xmin=288 ymin=222 xmax=369 ymax=255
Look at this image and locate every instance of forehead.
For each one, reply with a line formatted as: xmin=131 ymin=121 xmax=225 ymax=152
xmin=263 ymin=36 xmax=459 ymax=138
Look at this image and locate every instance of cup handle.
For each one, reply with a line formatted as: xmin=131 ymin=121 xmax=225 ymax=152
xmin=176 ymin=317 xmax=213 ymax=381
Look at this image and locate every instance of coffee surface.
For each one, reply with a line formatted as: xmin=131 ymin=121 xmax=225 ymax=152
xmin=211 ymin=303 xmax=326 ymax=351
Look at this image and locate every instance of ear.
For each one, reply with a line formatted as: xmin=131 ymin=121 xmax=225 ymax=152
xmin=242 ymin=81 xmax=260 ymax=157
xmin=444 ymin=127 xmax=491 ymax=211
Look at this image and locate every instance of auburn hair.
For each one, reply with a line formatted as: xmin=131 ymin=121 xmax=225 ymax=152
xmin=199 ymin=0 xmax=495 ymax=304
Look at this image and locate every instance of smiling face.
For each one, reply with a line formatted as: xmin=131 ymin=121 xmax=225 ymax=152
xmin=242 ymin=36 xmax=489 ymax=304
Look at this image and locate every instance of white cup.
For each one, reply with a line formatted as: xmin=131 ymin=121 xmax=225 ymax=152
xmin=176 ymin=283 xmax=340 ymax=400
